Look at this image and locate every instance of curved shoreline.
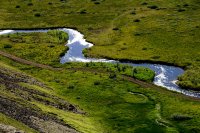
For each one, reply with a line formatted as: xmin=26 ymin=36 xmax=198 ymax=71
xmin=0 ymin=27 xmax=186 ymax=69
xmin=0 ymin=28 xmax=199 ymax=98
xmin=86 ymin=55 xmax=187 ymax=69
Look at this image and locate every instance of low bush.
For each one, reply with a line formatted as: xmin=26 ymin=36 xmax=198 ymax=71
xmin=134 ymin=19 xmax=140 ymax=22
xmin=94 ymin=81 xmax=100 ymax=85
xmin=15 ymin=5 xmax=20 ymax=8
xmin=3 ymin=44 xmax=12 ymax=49
xmin=68 ymin=84 xmax=75 ymax=89
xmin=171 ymin=114 xmax=192 ymax=121
xmin=147 ymin=5 xmax=158 ymax=9
xmin=34 ymin=13 xmax=41 ymax=17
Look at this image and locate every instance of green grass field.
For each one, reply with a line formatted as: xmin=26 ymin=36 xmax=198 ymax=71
xmin=0 ymin=29 xmax=200 ymax=133
xmin=0 ymin=0 xmax=200 ymax=132
xmin=1 ymin=48 xmax=200 ymax=132
xmin=0 ymin=0 xmax=199 ymax=89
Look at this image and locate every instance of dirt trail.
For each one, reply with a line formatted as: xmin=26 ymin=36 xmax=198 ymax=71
xmin=0 ymin=50 xmax=60 ymax=71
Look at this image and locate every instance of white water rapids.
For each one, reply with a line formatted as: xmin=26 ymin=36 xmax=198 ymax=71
xmin=0 ymin=28 xmax=200 ymax=98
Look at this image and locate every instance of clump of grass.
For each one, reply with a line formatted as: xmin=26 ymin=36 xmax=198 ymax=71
xmin=151 ymin=56 xmax=160 ymax=59
xmin=177 ymin=8 xmax=186 ymax=12
xmin=27 ymin=3 xmax=33 ymax=6
xmin=130 ymin=11 xmax=136 ymax=15
xmin=94 ymin=2 xmax=100 ymax=5
xmin=68 ymin=84 xmax=75 ymax=89
xmin=134 ymin=19 xmax=140 ymax=22
xmin=59 ymin=47 xmax=69 ymax=57
xmin=141 ymin=2 xmax=148 ymax=5
xmin=112 ymin=27 xmax=119 ymax=31
xmin=183 ymin=4 xmax=189 ymax=7
xmin=47 ymin=30 xmax=68 ymax=44
xmin=80 ymin=9 xmax=87 ymax=14
xmin=3 ymin=44 xmax=12 ymax=49
xmin=34 ymin=13 xmax=41 ymax=17
xmin=94 ymin=81 xmax=100 ymax=85
xmin=142 ymin=47 xmax=147 ymax=50
xmin=15 ymin=5 xmax=20 ymax=8
xmin=132 ymin=67 xmax=155 ymax=82
xmin=147 ymin=5 xmax=158 ymax=9
xmin=109 ymin=73 xmax=117 ymax=79
xmin=171 ymin=114 xmax=192 ymax=121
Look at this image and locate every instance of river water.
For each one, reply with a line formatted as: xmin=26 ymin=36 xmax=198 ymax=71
xmin=1 ymin=28 xmax=200 ymax=98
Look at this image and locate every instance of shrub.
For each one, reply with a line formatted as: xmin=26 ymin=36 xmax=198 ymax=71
xmin=68 ymin=84 xmax=75 ymax=89
xmin=113 ymin=27 xmax=119 ymax=31
xmin=142 ymin=47 xmax=147 ymax=50
xmin=141 ymin=2 xmax=148 ymax=5
xmin=34 ymin=13 xmax=41 ymax=17
xmin=4 ymin=44 xmax=12 ymax=48
xmin=151 ymin=56 xmax=160 ymax=59
xmin=85 ymin=63 xmax=89 ymax=67
xmin=171 ymin=114 xmax=192 ymax=121
xmin=76 ymin=96 xmax=81 ymax=99
xmin=94 ymin=2 xmax=100 ymax=4
xmin=177 ymin=8 xmax=186 ymax=12
xmin=48 ymin=45 xmax=55 ymax=48
xmin=80 ymin=9 xmax=87 ymax=14
xmin=183 ymin=4 xmax=189 ymax=7
xmin=16 ymin=5 xmax=20 ymax=8
xmin=120 ymin=47 xmax=127 ymax=50
xmin=109 ymin=73 xmax=117 ymax=79
xmin=134 ymin=32 xmax=141 ymax=36
xmin=27 ymin=3 xmax=33 ymax=6
xmin=132 ymin=67 xmax=155 ymax=82
xmin=134 ymin=19 xmax=140 ymax=22
xmin=59 ymin=47 xmax=68 ymax=57
xmin=94 ymin=81 xmax=100 ymax=85
xmin=130 ymin=11 xmax=136 ymax=15
xmin=147 ymin=5 xmax=158 ymax=9
xmin=47 ymin=30 xmax=68 ymax=43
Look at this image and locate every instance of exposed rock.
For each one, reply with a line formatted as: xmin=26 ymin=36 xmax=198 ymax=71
xmin=0 ymin=123 xmax=24 ymax=133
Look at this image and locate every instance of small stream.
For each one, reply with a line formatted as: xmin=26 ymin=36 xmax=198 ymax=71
xmin=1 ymin=28 xmax=200 ymax=98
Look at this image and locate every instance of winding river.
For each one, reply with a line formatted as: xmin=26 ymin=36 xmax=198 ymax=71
xmin=0 ymin=28 xmax=200 ymax=98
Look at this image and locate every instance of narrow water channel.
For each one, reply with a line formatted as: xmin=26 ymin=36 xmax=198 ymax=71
xmin=1 ymin=28 xmax=200 ymax=98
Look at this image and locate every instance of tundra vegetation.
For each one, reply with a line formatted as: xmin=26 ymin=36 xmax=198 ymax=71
xmin=0 ymin=0 xmax=199 ymax=90
xmin=0 ymin=0 xmax=200 ymax=132
xmin=0 ymin=31 xmax=200 ymax=133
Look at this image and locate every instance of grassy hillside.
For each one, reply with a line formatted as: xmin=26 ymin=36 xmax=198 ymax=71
xmin=0 ymin=0 xmax=199 ymax=90
xmin=0 ymin=30 xmax=200 ymax=133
